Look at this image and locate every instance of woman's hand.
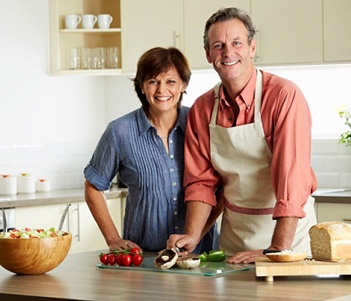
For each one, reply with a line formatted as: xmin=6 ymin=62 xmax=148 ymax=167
xmin=108 ymin=238 xmax=142 ymax=252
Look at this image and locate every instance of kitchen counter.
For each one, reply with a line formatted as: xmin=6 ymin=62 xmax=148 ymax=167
xmin=1 ymin=187 xmax=350 ymax=209
xmin=312 ymin=189 xmax=351 ymax=204
xmin=0 ymin=251 xmax=351 ymax=301
xmin=0 ymin=187 xmax=127 ymax=208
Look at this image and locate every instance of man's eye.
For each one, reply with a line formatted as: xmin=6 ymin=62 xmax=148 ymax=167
xmin=213 ymin=44 xmax=222 ymax=49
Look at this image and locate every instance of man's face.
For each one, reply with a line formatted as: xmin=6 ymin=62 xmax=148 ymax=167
xmin=205 ymin=18 xmax=256 ymax=83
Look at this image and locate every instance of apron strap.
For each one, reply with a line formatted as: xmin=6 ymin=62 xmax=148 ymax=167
xmin=210 ymin=82 xmax=222 ymax=125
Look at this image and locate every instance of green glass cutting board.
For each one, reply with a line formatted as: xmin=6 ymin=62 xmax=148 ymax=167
xmin=97 ymin=256 xmax=254 ymax=276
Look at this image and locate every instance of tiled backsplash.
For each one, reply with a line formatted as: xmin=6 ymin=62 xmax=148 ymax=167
xmin=312 ymin=139 xmax=351 ymax=189
xmin=0 ymin=141 xmax=96 ymax=191
xmin=1 ymin=139 xmax=350 ymax=192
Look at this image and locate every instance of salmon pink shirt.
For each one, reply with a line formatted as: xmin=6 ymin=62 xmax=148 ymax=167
xmin=184 ymin=69 xmax=317 ymax=219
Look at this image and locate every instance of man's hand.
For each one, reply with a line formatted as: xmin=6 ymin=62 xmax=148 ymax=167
xmin=166 ymin=234 xmax=196 ymax=256
xmin=227 ymin=249 xmax=264 ymax=264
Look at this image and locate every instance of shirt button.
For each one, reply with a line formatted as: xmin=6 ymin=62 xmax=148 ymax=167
xmin=170 ymin=140 xmax=173 ymax=143
xmin=170 ymin=155 xmax=174 ymax=159
xmin=175 ymin=226 xmax=179 ymax=230
xmin=173 ymin=197 xmax=177 ymax=201
xmin=172 ymin=182 xmax=176 ymax=186
xmin=174 ymin=211 xmax=178 ymax=215
xmin=170 ymin=168 xmax=174 ymax=172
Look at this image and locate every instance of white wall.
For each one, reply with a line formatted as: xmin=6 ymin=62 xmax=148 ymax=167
xmin=1 ymin=1 xmax=350 ymax=191
xmin=0 ymin=1 xmax=106 ymax=190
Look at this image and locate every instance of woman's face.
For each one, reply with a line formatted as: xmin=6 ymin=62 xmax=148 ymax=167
xmin=141 ymin=66 xmax=187 ymax=115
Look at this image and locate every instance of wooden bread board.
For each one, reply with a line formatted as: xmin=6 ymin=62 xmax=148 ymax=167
xmin=255 ymin=257 xmax=351 ymax=281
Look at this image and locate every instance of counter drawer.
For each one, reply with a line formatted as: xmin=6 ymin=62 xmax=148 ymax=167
xmin=316 ymin=203 xmax=351 ymax=224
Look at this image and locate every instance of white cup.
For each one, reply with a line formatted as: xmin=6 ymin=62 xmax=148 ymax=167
xmin=82 ymin=14 xmax=97 ymax=29
xmin=98 ymin=14 xmax=113 ymax=29
xmin=65 ymin=14 xmax=81 ymax=29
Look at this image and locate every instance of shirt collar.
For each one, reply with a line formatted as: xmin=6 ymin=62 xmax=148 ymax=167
xmin=219 ymin=69 xmax=257 ymax=109
xmin=136 ymin=106 xmax=188 ymax=136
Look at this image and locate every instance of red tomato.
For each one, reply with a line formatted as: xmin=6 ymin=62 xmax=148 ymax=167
xmin=130 ymin=247 xmax=141 ymax=255
xmin=122 ymin=254 xmax=132 ymax=267
xmin=115 ymin=254 xmax=124 ymax=266
xmin=100 ymin=254 xmax=109 ymax=265
xmin=108 ymin=253 xmax=116 ymax=265
xmin=132 ymin=254 xmax=143 ymax=266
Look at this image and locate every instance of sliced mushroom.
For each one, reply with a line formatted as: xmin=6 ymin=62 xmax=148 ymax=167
xmin=176 ymin=256 xmax=201 ymax=269
xmin=154 ymin=249 xmax=178 ymax=270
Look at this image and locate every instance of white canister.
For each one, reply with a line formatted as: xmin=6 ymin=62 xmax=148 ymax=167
xmin=0 ymin=175 xmax=17 ymax=195
xmin=17 ymin=173 xmax=36 ymax=194
xmin=36 ymin=179 xmax=51 ymax=192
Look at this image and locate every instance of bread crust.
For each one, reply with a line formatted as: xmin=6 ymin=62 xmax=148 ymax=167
xmin=309 ymin=222 xmax=351 ymax=261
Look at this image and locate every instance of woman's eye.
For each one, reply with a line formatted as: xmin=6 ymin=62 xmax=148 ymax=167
xmin=148 ymin=79 xmax=158 ymax=85
xmin=167 ymin=80 xmax=176 ymax=84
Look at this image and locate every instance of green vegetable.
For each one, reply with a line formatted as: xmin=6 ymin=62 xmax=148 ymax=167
xmin=208 ymin=250 xmax=226 ymax=262
xmin=199 ymin=252 xmax=208 ymax=262
xmin=199 ymin=250 xmax=225 ymax=262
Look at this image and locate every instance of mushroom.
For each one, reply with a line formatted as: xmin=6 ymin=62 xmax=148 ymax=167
xmin=176 ymin=256 xmax=201 ymax=269
xmin=154 ymin=249 xmax=178 ymax=269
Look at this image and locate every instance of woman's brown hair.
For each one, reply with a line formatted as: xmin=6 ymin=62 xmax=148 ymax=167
xmin=133 ymin=47 xmax=191 ymax=111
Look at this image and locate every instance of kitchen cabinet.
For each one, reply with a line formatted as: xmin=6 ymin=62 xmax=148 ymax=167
xmin=15 ymin=198 xmax=122 ymax=253
xmin=323 ymin=0 xmax=351 ymax=62
xmin=316 ymin=202 xmax=351 ymax=224
xmin=48 ymin=0 xmax=122 ymax=75
xmin=250 ymin=0 xmax=323 ymax=66
xmin=120 ymin=0 xmax=183 ymax=73
xmin=48 ymin=0 xmax=351 ymax=76
xmin=183 ymin=0 xmax=251 ymax=70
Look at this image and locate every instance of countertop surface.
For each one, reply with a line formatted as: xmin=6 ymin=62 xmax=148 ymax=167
xmin=0 ymin=187 xmax=127 ymax=208
xmin=0 ymin=251 xmax=351 ymax=301
xmin=0 ymin=188 xmax=350 ymax=209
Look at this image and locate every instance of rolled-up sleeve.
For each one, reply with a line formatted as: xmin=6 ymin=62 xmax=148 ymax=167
xmin=268 ymin=81 xmax=317 ymax=219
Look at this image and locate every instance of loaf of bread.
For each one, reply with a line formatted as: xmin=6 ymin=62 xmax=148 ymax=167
xmin=309 ymin=221 xmax=351 ymax=261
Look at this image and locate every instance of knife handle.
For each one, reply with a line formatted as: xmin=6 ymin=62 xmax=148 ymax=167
xmin=262 ymin=249 xmax=281 ymax=255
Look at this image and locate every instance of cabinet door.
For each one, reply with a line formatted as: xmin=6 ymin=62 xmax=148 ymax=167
xmin=251 ymin=0 xmax=323 ymax=65
xmin=15 ymin=204 xmax=66 ymax=230
xmin=120 ymin=0 xmax=183 ymax=73
xmin=323 ymin=0 xmax=351 ymax=62
xmin=67 ymin=198 xmax=122 ymax=254
xmin=183 ymin=0 xmax=251 ymax=70
xmin=316 ymin=203 xmax=351 ymax=224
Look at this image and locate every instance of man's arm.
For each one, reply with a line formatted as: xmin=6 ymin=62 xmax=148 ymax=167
xmin=227 ymin=216 xmax=298 ymax=264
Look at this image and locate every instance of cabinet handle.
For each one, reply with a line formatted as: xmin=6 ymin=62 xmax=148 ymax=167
xmin=173 ymin=30 xmax=180 ymax=48
xmin=343 ymin=219 xmax=351 ymax=223
xmin=72 ymin=203 xmax=81 ymax=242
xmin=254 ymin=29 xmax=260 ymax=62
xmin=59 ymin=204 xmax=71 ymax=231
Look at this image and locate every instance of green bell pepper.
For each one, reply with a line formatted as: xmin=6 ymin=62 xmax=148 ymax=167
xmin=199 ymin=250 xmax=225 ymax=262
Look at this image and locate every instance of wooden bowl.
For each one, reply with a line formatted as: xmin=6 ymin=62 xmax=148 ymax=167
xmin=0 ymin=232 xmax=72 ymax=275
xmin=266 ymin=252 xmax=307 ymax=262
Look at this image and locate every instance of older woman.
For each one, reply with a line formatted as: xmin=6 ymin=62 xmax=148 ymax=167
xmin=84 ymin=47 xmax=218 ymax=252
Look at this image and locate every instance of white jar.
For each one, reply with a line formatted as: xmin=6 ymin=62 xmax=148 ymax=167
xmin=17 ymin=173 xmax=36 ymax=194
xmin=36 ymin=179 xmax=51 ymax=192
xmin=0 ymin=175 xmax=17 ymax=195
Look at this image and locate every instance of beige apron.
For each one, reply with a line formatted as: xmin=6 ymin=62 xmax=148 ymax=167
xmin=210 ymin=70 xmax=316 ymax=256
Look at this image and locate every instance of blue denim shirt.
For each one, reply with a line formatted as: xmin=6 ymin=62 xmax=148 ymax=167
xmin=84 ymin=107 xmax=217 ymax=251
